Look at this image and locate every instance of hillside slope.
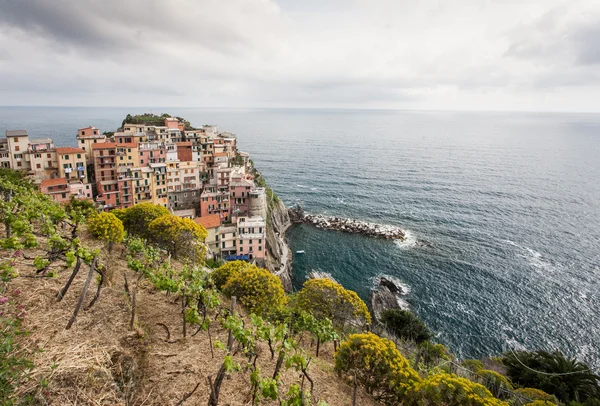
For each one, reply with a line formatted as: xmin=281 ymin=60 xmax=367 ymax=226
xmin=8 ymin=233 xmax=378 ymax=405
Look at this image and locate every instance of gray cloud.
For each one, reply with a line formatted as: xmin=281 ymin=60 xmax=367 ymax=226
xmin=0 ymin=0 xmax=599 ymax=111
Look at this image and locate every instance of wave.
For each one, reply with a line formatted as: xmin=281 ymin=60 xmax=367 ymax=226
xmin=502 ymin=239 xmax=557 ymax=273
xmin=395 ymin=230 xmax=418 ymax=249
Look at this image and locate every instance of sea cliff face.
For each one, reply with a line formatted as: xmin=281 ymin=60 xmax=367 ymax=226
xmin=265 ymin=198 xmax=293 ymax=291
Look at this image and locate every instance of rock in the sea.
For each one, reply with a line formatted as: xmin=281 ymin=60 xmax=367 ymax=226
xmin=380 ymin=277 xmax=402 ymax=294
xmin=370 ymin=285 xmax=400 ymax=323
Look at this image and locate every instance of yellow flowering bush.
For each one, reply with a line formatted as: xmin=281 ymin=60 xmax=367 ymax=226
xmin=334 ymin=333 xmax=420 ymax=404
xmin=223 ymin=267 xmax=287 ymax=317
xmin=406 ymin=372 xmax=509 ymax=406
xmin=212 ymin=260 xmax=258 ymax=290
xmin=87 ymin=212 xmax=124 ymax=250
xmin=148 ymin=214 xmax=207 ymax=263
xmin=295 ymin=278 xmax=371 ymax=329
xmin=513 ymin=388 xmax=558 ymax=405
xmin=120 ymin=202 xmax=169 ymax=239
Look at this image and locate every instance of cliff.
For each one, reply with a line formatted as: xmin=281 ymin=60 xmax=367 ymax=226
xmin=264 ymin=194 xmax=293 ymax=292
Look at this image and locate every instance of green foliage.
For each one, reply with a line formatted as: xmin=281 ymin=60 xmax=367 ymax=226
xmin=147 ymin=214 xmax=207 ymax=263
xmin=119 ymin=203 xmax=169 ymax=239
xmin=406 ymin=372 xmax=509 ymax=406
xmin=503 ymin=350 xmax=600 ymax=403
xmin=65 ymin=196 xmax=97 ymax=224
xmin=223 ymin=267 xmax=287 ymax=317
xmin=463 ymin=359 xmax=486 ymax=373
xmin=212 ymin=260 xmax=255 ymax=290
xmin=295 ymin=278 xmax=371 ymax=330
xmin=419 ymin=341 xmax=451 ymax=367
xmin=380 ymin=308 xmax=432 ymax=344
xmin=0 ymin=287 xmax=33 ymax=403
xmin=513 ymin=388 xmax=558 ymax=404
xmin=87 ymin=212 xmax=125 ymax=248
xmin=475 ymin=369 xmax=513 ymax=398
xmin=122 ymin=113 xmax=195 ymax=130
xmin=335 ymin=332 xmax=420 ymax=404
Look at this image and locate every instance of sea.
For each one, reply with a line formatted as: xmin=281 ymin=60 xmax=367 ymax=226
xmin=1 ymin=106 xmax=599 ymax=366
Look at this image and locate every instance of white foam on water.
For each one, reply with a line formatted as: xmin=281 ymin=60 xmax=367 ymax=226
xmin=372 ymin=274 xmax=412 ymax=295
xmin=394 ymin=229 xmax=417 ymax=249
xmin=502 ymin=239 xmax=558 ymax=274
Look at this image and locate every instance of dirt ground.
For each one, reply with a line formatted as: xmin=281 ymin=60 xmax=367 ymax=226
xmin=7 ymin=237 xmax=379 ymax=406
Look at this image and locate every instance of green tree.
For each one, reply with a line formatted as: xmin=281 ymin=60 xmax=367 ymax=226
xmin=380 ymin=308 xmax=432 ymax=344
xmin=503 ymin=350 xmax=600 ymax=403
xmin=295 ymin=278 xmax=371 ymax=330
xmin=334 ymin=332 xmax=420 ymax=404
xmin=223 ymin=267 xmax=287 ymax=317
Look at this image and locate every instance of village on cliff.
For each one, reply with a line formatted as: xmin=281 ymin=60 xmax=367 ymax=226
xmin=1 ymin=115 xmax=270 ymax=265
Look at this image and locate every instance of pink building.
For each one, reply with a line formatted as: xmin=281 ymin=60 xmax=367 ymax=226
xmin=139 ymin=142 xmax=166 ymax=167
xmin=236 ymin=216 xmax=266 ymax=260
xmin=200 ymin=189 xmax=231 ymax=222
xmin=39 ymin=178 xmax=71 ymax=203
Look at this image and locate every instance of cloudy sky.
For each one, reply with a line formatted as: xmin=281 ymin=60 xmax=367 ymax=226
xmin=0 ymin=0 xmax=599 ymax=111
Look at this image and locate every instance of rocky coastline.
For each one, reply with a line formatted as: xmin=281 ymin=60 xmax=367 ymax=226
xmin=289 ymin=203 xmax=406 ymax=240
xmin=265 ymin=198 xmax=294 ymax=291
xmin=370 ymin=277 xmax=409 ymax=322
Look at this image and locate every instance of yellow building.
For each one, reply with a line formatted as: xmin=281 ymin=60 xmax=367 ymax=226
xmin=56 ymin=147 xmax=88 ymax=184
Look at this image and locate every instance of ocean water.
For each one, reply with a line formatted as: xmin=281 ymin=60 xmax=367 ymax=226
xmin=1 ymin=107 xmax=599 ymax=365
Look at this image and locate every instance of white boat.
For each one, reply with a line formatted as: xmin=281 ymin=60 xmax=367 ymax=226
xmin=296 ymin=250 xmax=305 ymax=254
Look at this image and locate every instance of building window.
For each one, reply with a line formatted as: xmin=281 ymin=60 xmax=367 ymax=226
xmin=47 ymin=153 xmax=51 ymax=158
xmin=36 ymin=163 xmax=41 ymax=169
xmin=259 ymin=246 xmax=262 ymax=251
xmin=61 ymin=193 xmax=66 ymax=198
xmin=14 ymin=146 xmax=19 ymax=151
xmin=17 ymin=162 xmax=21 ymax=167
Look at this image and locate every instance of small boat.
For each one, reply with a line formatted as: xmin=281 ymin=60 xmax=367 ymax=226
xmin=296 ymin=250 xmax=305 ymax=254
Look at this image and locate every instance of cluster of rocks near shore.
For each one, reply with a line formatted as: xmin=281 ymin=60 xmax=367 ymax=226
xmin=289 ymin=203 xmax=406 ymax=240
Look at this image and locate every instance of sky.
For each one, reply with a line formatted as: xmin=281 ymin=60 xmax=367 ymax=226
xmin=0 ymin=0 xmax=599 ymax=112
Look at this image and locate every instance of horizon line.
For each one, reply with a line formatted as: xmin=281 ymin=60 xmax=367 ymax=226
xmin=1 ymin=105 xmax=600 ymax=115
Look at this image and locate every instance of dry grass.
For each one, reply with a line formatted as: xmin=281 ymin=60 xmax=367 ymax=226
xmin=7 ymin=235 xmax=379 ymax=406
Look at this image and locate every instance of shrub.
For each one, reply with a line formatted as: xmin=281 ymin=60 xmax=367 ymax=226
xmin=462 ymin=359 xmax=485 ymax=373
xmin=513 ymin=388 xmax=558 ymax=405
xmin=295 ymin=278 xmax=371 ymax=329
xmin=212 ymin=261 xmax=256 ymax=290
xmin=88 ymin=212 xmax=124 ymax=250
xmin=476 ymin=369 xmax=513 ymax=398
xmin=120 ymin=203 xmax=169 ymax=239
xmin=419 ymin=341 xmax=451 ymax=366
xmin=406 ymin=372 xmax=509 ymax=406
xmin=223 ymin=267 xmax=287 ymax=317
xmin=334 ymin=332 xmax=420 ymax=404
xmin=380 ymin=309 xmax=432 ymax=344
xmin=147 ymin=214 xmax=207 ymax=262
xmin=503 ymin=350 xmax=600 ymax=403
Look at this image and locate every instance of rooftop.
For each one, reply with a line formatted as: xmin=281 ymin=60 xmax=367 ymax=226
xmin=194 ymin=214 xmax=221 ymax=230
xmin=92 ymin=142 xmax=117 ymax=150
xmin=56 ymin=147 xmax=85 ymax=155
xmin=40 ymin=178 xmax=67 ymax=188
xmin=6 ymin=130 xmax=28 ymax=137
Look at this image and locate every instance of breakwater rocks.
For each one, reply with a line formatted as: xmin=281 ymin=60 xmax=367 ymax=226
xmin=289 ymin=204 xmax=405 ymax=240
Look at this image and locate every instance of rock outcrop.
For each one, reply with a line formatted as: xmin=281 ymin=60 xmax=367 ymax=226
xmin=265 ymin=198 xmax=293 ymax=291
xmin=370 ymin=278 xmax=407 ymax=322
